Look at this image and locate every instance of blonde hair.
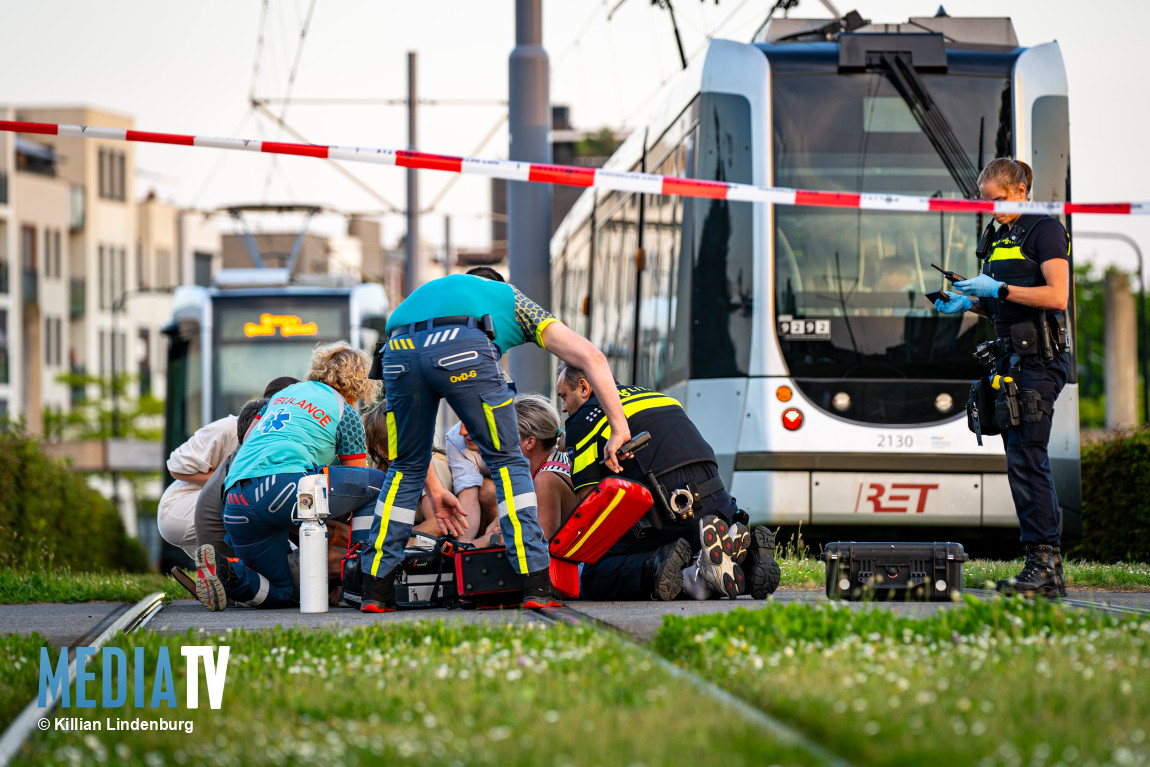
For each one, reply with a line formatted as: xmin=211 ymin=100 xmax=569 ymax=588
xmin=362 ymin=400 xmax=390 ymax=469
xmin=306 ymin=341 xmax=378 ymax=405
xmin=514 ymin=394 xmax=564 ymax=452
xmin=978 ymin=158 xmax=1034 ymax=200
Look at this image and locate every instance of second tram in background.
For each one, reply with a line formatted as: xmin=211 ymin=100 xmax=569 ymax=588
xmin=549 ymin=13 xmax=1080 ymax=535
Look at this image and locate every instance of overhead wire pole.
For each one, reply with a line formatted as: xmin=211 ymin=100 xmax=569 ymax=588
xmin=509 ymin=0 xmax=553 ymax=396
xmin=405 ymin=51 xmax=424 ymax=295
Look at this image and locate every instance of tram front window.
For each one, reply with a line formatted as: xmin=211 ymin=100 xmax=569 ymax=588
xmin=772 ymin=70 xmax=1010 ymax=422
xmin=212 ymin=298 xmax=347 ymax=420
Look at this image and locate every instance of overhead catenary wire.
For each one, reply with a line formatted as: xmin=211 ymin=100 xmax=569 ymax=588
xmin=1 ymin=119 xmax=1142 ymax=217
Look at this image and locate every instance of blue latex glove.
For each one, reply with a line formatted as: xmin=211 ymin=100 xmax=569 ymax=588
xmin=934 ymin=293 xmax=973 ymax=314
xmin=952 ymin=274 xmax=1005 ymax=298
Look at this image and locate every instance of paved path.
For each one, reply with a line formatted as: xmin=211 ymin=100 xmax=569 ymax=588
xmin=7 ymin=589 xmax=1146 ymax=647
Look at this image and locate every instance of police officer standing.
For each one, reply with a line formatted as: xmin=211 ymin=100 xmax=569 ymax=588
xmin=557 ymin=366 xmax=781 ymax=601
xmin=935 ymin=158 xmax=1071 ymax=597
xmin=358 ymin=268 xmax=630 ymax=612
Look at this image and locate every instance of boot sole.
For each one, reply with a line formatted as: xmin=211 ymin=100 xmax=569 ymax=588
xmin=699 ymin=516 xmax=743 ymax=599
xmin=747 ymin=527 xmax=781 ymax=599
xmin=652 ymin=539 xmax=692 ymax=602
xmin=995 ymin=579 xmax=1061 ymax=599
xmin=728 ymin=523 xmax=751 ymax=565
xmin=194 ymin=545 xmax=227 ymax=612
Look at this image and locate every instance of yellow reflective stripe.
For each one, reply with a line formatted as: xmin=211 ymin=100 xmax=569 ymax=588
xmin=620 ymin=391 xmax=662 ymax=404
xmin=575 ymin=416 xmax=609 ymax=451
xmin=534 ymin=316 xmax=558 ymax=348
xmin=562 ymin=488 xmax=626 ymax=558
xmin=987 ymin=246 xmax=1024 ymax=261
xmin=369 ymin=471 xmax=404 ymax=576
xmin=386 ymin=411 xmax=397 ymax=460
xmin=482 ymin=397 xmax=513 ymax=451
xmin=622 ymin=395 xmax=681 ymax=417
xmin=498 ymin=467 xmax=528 ymax=574
xmin=573 ymin=443 xmax=599 ymax=474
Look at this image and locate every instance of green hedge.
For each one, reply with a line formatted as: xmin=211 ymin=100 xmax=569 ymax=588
xmin=0 ymin=430 xmax=149 ymax=572
xmin=1071 ymin=429 xmax=1150 ymax=563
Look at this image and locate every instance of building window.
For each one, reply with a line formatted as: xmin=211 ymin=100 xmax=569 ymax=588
xmin=55 ymin=317 xmax=62 ymax=367
xmin=53 ymin=230 xmax=61 ymax=279
xmin=118 ymin=247 xmax=126 ymax=305
xmin=98 ymin=245 xmax=106 ymax=309
xmin=0 ymin=309 xmax=8 ymax=384
xmin=137 ymin=241 xmax=146 ymax=290
xmin=194 ymin=251 xmax=213 ymax=287
xmin=98 ymin=147 xmax=126 ymax=202
xmin=44 ymin=316 xmax=51 ymax=367
xmin=99 ymin=330 xmax=106 ymax=378
xmin=138 ymin=328 xmax=151 ymax=397
xmin=21 ymin=224 xmax=36 ymax=273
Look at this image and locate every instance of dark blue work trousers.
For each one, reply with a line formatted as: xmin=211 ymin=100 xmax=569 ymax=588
xmin=580 ymin=486 xmax=737 ymax=601
xmin=223 ymin=466 xmax=384 ymax=607
xmin=996 ymin=352 xmax=1069 ymax=546
xmin=363 ymin=324 xmax=549 ymax=580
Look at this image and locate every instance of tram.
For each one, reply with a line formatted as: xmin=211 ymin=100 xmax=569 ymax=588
xmin=161 ymin=269 xmax=388 ymax=459
xmin=549 ymin=14 xmax=1080 ymax=532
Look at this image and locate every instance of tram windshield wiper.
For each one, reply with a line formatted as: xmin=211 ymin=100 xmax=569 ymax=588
xmin=876 ymin=52 xmax=981 ymax=200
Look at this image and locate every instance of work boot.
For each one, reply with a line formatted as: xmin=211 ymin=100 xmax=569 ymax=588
xmin=744 ymin=526 xmax=782 ymax=600
xmin=522 ymin=569 xmax=563 ymax=609
xmin=728 ymin=523 xmax=751 ymax=565
xmin=194 ymin=544 xmax=237 ymax=612
xmin=1051 ymin=546 xmax=1068 ymax=597
xmin=643 ymin=538 xmax=692 ymax=601
xmin=698 ymin=515 xmax=743 ymax=599
xmin=360 ymin=570 xmax=397 ymax=613
xmin=996 ymin=544 xmax=1061 ymax=598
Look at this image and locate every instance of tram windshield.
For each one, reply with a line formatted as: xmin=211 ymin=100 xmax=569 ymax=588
xmin=212 ymin=296 xmax=348 ymax=420
xmin=773 ymin=71 xmax=1009 ymax=391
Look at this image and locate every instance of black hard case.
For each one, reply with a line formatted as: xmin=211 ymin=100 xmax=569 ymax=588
xmin=821 ymin=541 xmax=968 ymax=602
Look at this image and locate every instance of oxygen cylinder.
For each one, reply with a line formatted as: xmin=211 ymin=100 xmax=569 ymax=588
xmin=299 ymin=519 xmax=328 ymax=613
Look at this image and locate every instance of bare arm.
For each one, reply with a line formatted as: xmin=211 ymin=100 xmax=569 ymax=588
xmin=1001 ymin=259 xmax=1070 ymax=312
xmin=170 ymin=470 xmax=212 ymax=485
xmin=540 ymin=322 xmax=631 ymax=472
xmin=533 ymin=472 xmax=569 ymax=540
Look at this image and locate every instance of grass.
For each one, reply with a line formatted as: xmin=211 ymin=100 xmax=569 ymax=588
xmin=12 ymin=623 xmax=820 ymax=767
xmin=653 ymin=597 xmax=1150 ymax=766
xmin=0 ymin=568 xmax=187 ymax=605
xmin=0 ymin=633 xmax=50 ymax=729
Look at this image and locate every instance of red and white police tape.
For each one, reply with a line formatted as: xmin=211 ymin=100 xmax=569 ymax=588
xmin=1 ymin=119 xmax=1143 ymax=216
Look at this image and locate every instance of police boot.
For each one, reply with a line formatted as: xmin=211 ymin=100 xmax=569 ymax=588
xmin=360 ymin=570 xmax=397 ymax=613
xmin=996 ymin=544 xmax=1060 ymax=598
xmin=1051 ymin=546 xmax=1068 ymax=598
xmin=642 ymin=538 xmax=692 ymax=601
xmin=744 ymin=526 xmax=782 ymax=600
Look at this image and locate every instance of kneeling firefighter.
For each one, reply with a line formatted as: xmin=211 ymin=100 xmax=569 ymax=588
xmin=556 ymin=365 xmax=781 ymax=601
xmin=934 ymin=158 xmax=1072 ymax=598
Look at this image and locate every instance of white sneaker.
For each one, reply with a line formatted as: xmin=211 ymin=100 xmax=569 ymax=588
xmin=697 ymin=516 xmax=743 ymax=599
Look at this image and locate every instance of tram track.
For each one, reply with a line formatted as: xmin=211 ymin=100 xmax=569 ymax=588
xmin=0 ymin=592 xmax=166 ymax=767
xmin=532 ymin=605 xmax=852 ymax=767
xmin=966 ymin=588 xmax=1150 ymax=620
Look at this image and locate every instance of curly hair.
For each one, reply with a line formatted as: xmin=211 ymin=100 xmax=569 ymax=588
xmin=306 ymin=341 xmax=379 ymax=405
xmin=362 ymin=400 xmax=390 ymax=469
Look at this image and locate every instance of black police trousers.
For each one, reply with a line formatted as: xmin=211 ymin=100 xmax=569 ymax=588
xmin=996 ymin=351 xmax=1069 ymax=546
xmin=580 ymin=469 xmax=737 ymax=601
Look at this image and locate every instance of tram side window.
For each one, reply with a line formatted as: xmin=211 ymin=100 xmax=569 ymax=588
xmin=640 ymin=131 xmax=692 ymax=390
xmin=592 ymin=191 xmax=640 ymax=382
xmin=560 ymin=221 xmax=593 ymax=338
xmin=692 ymin=92 xmax=753 ymax=379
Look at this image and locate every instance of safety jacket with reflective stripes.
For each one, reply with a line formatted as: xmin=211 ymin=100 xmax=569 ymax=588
xmin=979 ymin=214 xmax=1070 ymax=337
xmin=565 ymin=385 xmax=718 ymax=491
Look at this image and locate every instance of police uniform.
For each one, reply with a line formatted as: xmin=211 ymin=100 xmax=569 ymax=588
xmin=363 ymin=274 xmax=555 ymax=587
xmin=978 ymin=215 xmax=1071 ymax=548
xmin=566 ymin=385 xmax=737 ymax=600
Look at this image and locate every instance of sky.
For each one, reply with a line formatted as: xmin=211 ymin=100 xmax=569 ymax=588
xmin=2 ymin=0 xmax=1148 ymax=278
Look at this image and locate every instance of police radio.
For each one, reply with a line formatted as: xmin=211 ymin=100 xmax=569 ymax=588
xmin=975 ymin=222 xmax=996 ymax=260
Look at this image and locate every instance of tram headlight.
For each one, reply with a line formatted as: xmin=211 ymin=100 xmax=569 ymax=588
xmin=935 ymin=392 xmax=954 ymax=413
xmin=776 ymin=386 xmax=793 ymax=402
xmin=782 ymin=408 xmax=803 ymax=431
xmin=831 ymin=392 xmax=851 ymax=412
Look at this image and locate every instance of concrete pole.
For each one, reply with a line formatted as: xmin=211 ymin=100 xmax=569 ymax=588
xmin=1105 ymin=270 xmax=1138 ymax=428
xmin=404 ymin=51 xmax=423 ymax=295
xmin=508 ymin=0 xmax=553 ymax=395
